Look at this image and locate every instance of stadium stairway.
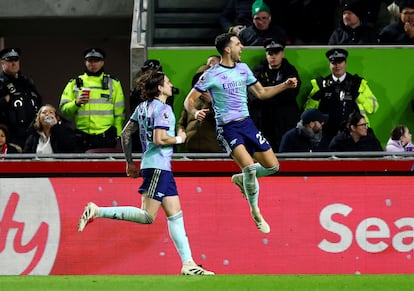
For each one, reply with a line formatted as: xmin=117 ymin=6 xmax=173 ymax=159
xmin=150 ymin=0 xmax=224 ymax=46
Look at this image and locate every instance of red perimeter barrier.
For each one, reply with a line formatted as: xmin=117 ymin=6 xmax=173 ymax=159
xmin=1 ymin=158 xmax=414 ymax=176
xmin=0 ymin=159 xmax=414 ymax=275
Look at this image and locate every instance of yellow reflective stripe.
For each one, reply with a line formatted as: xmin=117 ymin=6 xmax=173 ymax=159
xmin=77 ymin=110 xmax=115 ymax=116
xmin=88 ymin=99 xmax=114 ymax=104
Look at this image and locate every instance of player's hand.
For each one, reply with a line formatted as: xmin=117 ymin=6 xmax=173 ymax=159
xmin=126 ymin=163 xmax=140 ymax=178
xmin=194 ymin=108 xmax=210 ymax=121
xmin=284 ymin=77 xmax=298 ymax=88
xmin=177 ymin=130 xmax=187 ymax=143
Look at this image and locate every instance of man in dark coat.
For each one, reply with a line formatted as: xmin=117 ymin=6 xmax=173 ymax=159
xmin=249 ymin=39 xmax=301 ymax=151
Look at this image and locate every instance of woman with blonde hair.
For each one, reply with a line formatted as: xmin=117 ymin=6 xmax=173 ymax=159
xmin=23 ymin=104 xmax=77 ymax=153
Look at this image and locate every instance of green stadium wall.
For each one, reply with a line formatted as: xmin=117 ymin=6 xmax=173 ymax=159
xmin=148 ymin=47 xmax=414 ymax=149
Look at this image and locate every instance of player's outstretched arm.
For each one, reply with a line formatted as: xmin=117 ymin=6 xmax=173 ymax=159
xmin=250 ymin=77 xmax=298 ymax=100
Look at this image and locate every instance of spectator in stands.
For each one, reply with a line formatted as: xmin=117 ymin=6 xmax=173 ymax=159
xmin=0 ymin=48 xmax=42 ymax=149
xmin=385 ymin=124 xmax=414 ymax=152
xmin=220 ymin=1 xmax=288 ymax=36
xmin=365 ymin=0 xmax=394 ymax=31
xmin=24 ymin=104 xmax=77 ymax=154
xmin=379 ymin=0 xmax=414 ymax=44
xmin=329 ymin=111 xmax=383 ymax=151
xmin=238 ymin=0 xmax=289 ymax=46
xmin=0 ymin=123 xmax=21 ymax=155
xmin=177 ymin=65 xmax=223 ymax=153
xmin=304 ymin=48 xmax=379 ymax=143
xmin=206 ymin=55 xmax=221 ymax=67
xmin=249 ymin=39 xmax=301 ymax=151
xmin=279 ymin=109 xmax=329 ymax=153
xmin=329 ymin=0 xmax=379 ymax=45
xmin=220 ymin=0 xmax=254 ymax=35
xmin=59 ymin=48 xmax=126 ymax=152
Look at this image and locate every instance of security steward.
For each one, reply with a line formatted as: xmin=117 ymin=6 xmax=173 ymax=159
xmin=304 ymin=48 xmax=379 ymax=143
xmin=59 ymin=48 xmax=125 ymax=152
xmin=0 ymin=48 xmax=42 ymax=149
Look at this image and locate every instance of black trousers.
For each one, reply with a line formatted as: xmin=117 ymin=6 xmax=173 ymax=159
xmin=75 ymin=127 xmax=117 ymax=152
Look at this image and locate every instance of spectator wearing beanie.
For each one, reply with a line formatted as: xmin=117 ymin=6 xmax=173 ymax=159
xmin=328 ymin=0 xmax=379 ymax=45
xmin=238 ymin=0 xmax=289 ymax=46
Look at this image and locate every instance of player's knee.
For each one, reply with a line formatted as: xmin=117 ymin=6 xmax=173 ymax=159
xmin=167 ymin=210 xmax=183 ymax=222
xmin=269 ymin=163 xmax=280 ymax=174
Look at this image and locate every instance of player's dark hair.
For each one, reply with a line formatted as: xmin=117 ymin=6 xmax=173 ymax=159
xmin=136 ymin=70 xmax=165 ymax=101
xmin=215 ymin=32 xmax=237 ymax=55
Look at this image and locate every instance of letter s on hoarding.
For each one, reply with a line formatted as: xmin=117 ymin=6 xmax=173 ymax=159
xmin=318 ymin=203 xmax=353 ymax=253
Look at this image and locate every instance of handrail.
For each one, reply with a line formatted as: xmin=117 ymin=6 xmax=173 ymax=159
xmin=1 ymin=151 xmax=414 ymax=161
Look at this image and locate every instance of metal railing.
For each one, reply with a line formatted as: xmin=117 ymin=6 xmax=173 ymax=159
xmin=1 ymin=151 xmax=414 ymax=161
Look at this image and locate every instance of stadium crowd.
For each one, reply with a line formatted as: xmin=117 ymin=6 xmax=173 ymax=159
xmin=1 ymin=0 xmax=414 ymax=156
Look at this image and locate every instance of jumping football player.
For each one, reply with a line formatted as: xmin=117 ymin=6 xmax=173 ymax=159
xmin=184 ymin=32 xmax=297 ymax=233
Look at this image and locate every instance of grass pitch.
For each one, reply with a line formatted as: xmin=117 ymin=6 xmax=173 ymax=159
xmin=1 ymin=274 xmax=414 ymax=291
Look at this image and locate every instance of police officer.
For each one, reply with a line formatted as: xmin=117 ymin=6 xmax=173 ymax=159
xmin=59 ymin=48 xmax=126 ymax=152
xmin=0 ymin=48 xmax=42 ymax=148
xmin=304 ymin=48 xmax=379 ymax=143
xmin=249 ymin=39 xmax=301 ymax=152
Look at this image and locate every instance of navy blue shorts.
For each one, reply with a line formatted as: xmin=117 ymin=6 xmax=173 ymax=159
xmin=138 ymin=168 xmax=178 ymax=202
xmin=217 ymin=117 xmax=271 ymax=156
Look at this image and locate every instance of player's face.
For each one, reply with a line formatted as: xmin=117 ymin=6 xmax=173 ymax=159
xmin=329 ymin=60 xmax=346 ymax=78
xmin=161 ymin=75 xmax=173 ymax=97
xmin=228 ymin=36 xmax=243 ymax=62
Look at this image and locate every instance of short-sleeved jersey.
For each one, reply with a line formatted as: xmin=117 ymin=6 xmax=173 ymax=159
xmin=194 ymin=63 xmax=257 ymax=125
xmin=130 ymin=99 xmax=175 ymax=171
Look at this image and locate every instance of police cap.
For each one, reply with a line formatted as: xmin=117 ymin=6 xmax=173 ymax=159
xmin=0 ymin=48 xmax=21 ymax=61
xmin=264 ymin=39 xmax=285 ymax=52
xmin=325 ymin=48 xmax=348 ymax=63
xmin=83 ymin=48 xmax=105 ymax=60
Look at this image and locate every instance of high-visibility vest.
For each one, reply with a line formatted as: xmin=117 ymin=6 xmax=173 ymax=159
xmin=59 ymin=72 xmax=125 ymax=136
